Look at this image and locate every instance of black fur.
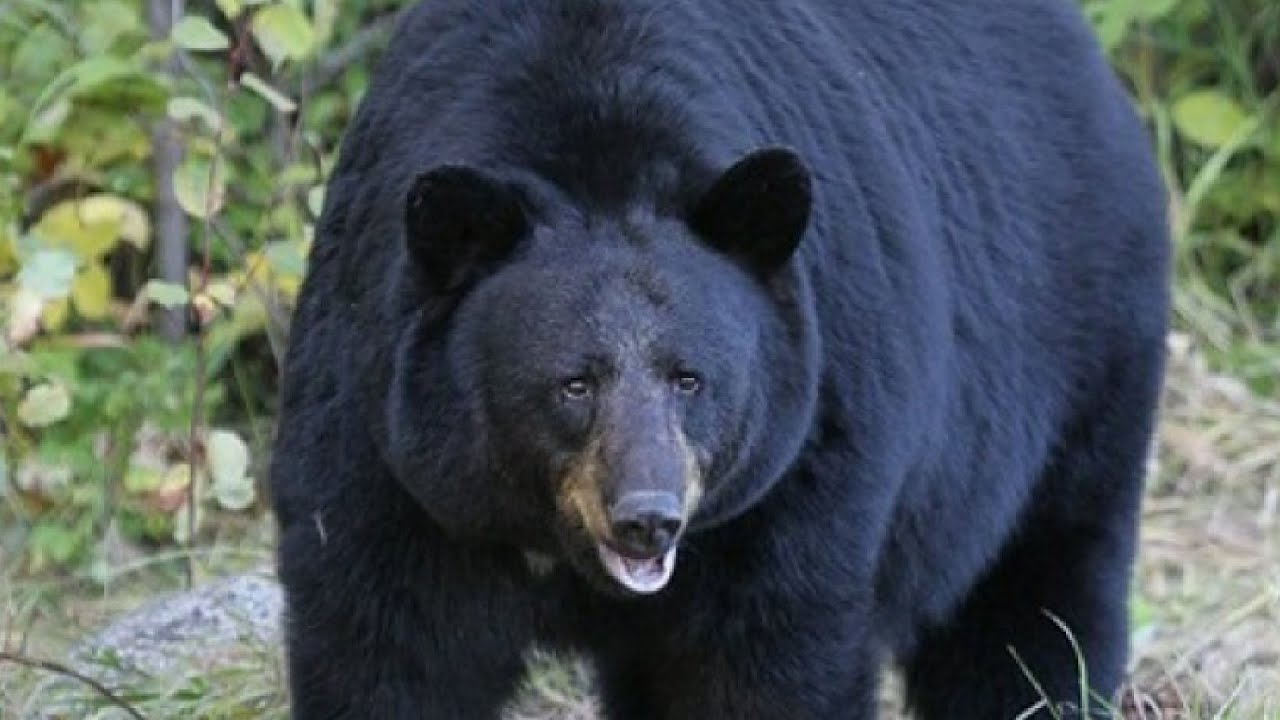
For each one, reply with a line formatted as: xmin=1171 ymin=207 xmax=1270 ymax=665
xmin=270 ymin=0 xmax=1170 ymax=717
xmin=689 ymin=147 xmax=812 ymax=276
xmin=404 ymin=166 xmax=529 ymax=294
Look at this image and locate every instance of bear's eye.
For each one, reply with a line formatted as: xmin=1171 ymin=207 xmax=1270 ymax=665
xmin=561 ymin=377 xmax=594 ymax=401
xmin=672 ymin=373 xmax=702 ymax=395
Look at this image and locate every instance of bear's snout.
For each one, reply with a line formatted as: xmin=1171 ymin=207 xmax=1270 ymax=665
xmin=557 ymin=417 xmax=704 ymax=594
xmin=607 ymin=490 xmax=683 ymax=559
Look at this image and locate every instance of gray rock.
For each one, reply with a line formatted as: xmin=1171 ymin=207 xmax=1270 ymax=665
xmin=22 ymin=570 xmax=284 ymax=719
xmin=76 ymin=571 xmax=284 ymax=677
xmin=19 ymin=570 xmax=598 ymax=719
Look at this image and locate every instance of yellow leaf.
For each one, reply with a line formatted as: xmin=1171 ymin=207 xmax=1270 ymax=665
xmin=80 ymin=194 xmax=151 ymax=250
xmin=278 ymin=275 xmax=300 ymax=298
xmin=41 ymin=297 xmax=69 ymax=332
xmin=71 ymin=263 xmax=111 ymax=320
xmin=32 ymin=200 xmax=120 ymax=261
xmin=205 ymin=280 xmax=237 ymax=307
xmin=124 ymin=465 xmax=165 ymax=494
xmin=240 ymin=246 xmax=303 ymax=297
xmin=240 ymin=250 xmax=269 ymax=287
xmin=0 ymin=227 xmax=17 ymax=276
xmin=161 ymin=462 xmax=196 ymax=495
xmin=156 ymin=463 xmax=197 ymax=514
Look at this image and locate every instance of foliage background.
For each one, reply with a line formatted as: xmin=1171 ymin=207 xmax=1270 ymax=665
xmin=1 ymin=0 xmax=412 ymax=573
xmin=0 ymin=0 xmax=1277 ymax=716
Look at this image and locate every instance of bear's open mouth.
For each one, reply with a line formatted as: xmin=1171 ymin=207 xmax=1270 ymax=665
xmin=595 ymin=542 xmax=677 ymax=594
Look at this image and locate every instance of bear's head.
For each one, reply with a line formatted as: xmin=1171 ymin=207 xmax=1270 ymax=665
xmin=385 ymin=148 xmax=821 ymax=595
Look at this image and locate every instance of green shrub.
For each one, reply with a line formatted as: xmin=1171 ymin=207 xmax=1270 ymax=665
xmin=0 ymin=0 xmax=409 ymax=574
xmin=1088 ymin=0 xmax=1280 ymax=391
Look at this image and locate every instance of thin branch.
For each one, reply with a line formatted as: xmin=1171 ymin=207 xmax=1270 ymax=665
xmin=148 ymin=0 xmax=189 ymax=342
xmin=180 ymin=89 xmax=228 ymax=592
xmin=21 ymin=175 xmax=92 ymax=228
xmin=0 ymin=651 xmax=148 ymax=720
xmin=164 ymin=10 xmax=229 ymax=592
xmin=297 ymin=7 xmax=410 ymax=97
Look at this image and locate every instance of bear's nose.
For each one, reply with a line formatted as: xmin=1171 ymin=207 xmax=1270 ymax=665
xmin=608 ymin=491 xmax=683 ymax=559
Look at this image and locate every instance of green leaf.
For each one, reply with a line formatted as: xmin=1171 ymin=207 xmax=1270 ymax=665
xmin=1083 ymin=2 xmax=1130 ymax=51
xmin=17 ymin=249 xmax=77 ymax=300
xmin=215 ymin=0 xmax=243 ymax=20
xmin=168 ymin=96 xmax=222 ymax=130
xmin=207 ymin=429 xmax=249 ymax=487
xmin=1084 ymin=0 xmax=1179 ymax=50
xmin=214 ymin=475 xmax=256 ymax=511
xmin=251 ymin=4 xmax=315 ymax=66
xmin=265 ymin=240 xmax=307 ymax=278
xmin=30 ymin=523 xmax=82 ymax=568
xmin=81 ymin=0 xmax=143 ymax=53
xmin=313 ymin=0 xmax=340 ymax=49
xmin=0 ymin=348 xmax=34 ymax=376
xmin=22 ymin=98 xmax=70 ymax=145
xmin=26 ymin=56 xmax=152 ymax=142
xmin=207 ymin=427 xmax=257 ymax=512
xmin=1172 ymin=91 xmax=1254 ymax=149
xmin=6 ymin=289 xmax=44 ymax=345
xmin=1131 ymin=0 xmax=1177 ymax=20
xmin=239 ymin=72 xmax=298 ymax=113
xmin=172 ymin=15 xmax=230 ymax=51
xmin=142 ymin=280 xmax=190 ymax=308
xmin=11 ymin=24 xmax=73 ymax=83
xmin=18 ymin=383 xmax=72 ymax=427
xmin=173 ymin=156 xmax=227 ymax=219
xmin=307 ymin=185 xmax=325 ymax=217
xmin=66 ymin=56 xmax=140 ymax=96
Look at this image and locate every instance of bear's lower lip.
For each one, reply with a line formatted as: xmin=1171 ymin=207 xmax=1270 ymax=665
xmin=594 ymin=542 xmax=677 ymax=594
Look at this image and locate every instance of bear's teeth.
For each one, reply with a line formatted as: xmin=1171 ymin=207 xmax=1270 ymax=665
xmin=596 ymin=544 xmax=678 ymax=594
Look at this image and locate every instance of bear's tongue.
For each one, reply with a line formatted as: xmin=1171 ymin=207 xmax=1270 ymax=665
xmin=595 ymin=543 xmax=677 ymax=594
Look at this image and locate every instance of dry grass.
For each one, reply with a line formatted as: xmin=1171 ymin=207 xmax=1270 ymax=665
xmin=1118 ymin=333 xmax=1280 ymax=719
xmin=2 ymin=332 xmax=1277 ymax=719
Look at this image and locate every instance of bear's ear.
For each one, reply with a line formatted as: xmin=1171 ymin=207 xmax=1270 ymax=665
xmin=404 ymin=165 xmax=528 ymax=294
xmin=688 ymin=147 xmax=812 ymax=276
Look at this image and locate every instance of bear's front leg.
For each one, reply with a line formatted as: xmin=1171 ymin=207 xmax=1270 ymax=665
xmin=277 ymin=518 xmax=538 ymax=719
xmin=598 ymin=598 xmax=879 ymax=720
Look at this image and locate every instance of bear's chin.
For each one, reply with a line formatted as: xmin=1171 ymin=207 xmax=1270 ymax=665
xmin=594 ymin=542 xmax=678 ymax=594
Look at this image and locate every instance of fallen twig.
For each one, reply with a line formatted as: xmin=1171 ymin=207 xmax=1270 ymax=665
xmin=0 ymin=650 xmax=148 ymax=720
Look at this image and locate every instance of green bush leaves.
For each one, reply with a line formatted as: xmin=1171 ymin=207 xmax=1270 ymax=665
xmin=0 ymin=0 xmax=353 ymax=572
xmin=171 ymin=15 xmax=230 ymax=51
xmin=1173 ymin=91 xmax=1255 ymax=149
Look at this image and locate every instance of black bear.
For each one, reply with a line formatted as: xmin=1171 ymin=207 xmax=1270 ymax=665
xmin=270 ymin=0 xmax=1169 ymax=717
